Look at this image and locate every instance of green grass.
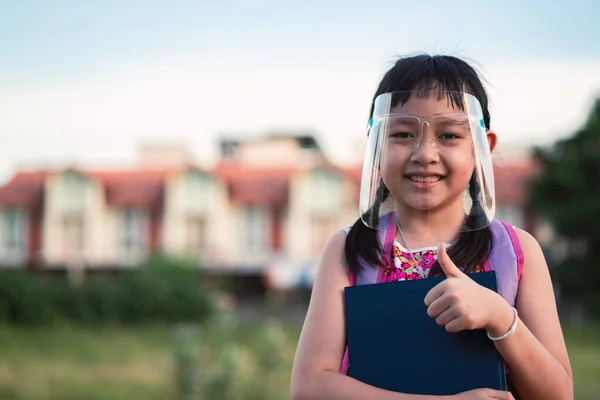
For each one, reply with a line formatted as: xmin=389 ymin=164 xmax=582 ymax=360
xmin=563 ymin=323 xmax=600 ymax=399
xmin=0 ymin=317 xmax=301 ymax=400
xmin=0 ymin=324 xmax=175 ymax=400
xmin=0 ymin=320 xmax=596 ymax=400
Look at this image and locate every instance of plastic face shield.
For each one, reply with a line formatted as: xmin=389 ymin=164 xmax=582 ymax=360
xmin=359 ymin=90 xmax=495 ymax=231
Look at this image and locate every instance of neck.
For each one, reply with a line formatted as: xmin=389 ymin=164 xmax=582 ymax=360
xmin=394 ymin=201 xmax=466 ymax=248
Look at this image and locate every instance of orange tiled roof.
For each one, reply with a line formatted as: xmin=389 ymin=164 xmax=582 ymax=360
xmin=214 ymin=163 xmax=294 ymax=206
xmin=105 ymin=181 xmax=164 ymax=207
xmin=0 ymin=159 xmax=541 ymax=210
xmin=87 ymin=169 xmax=175 ymax=182
xmin=229 ymin=177 xmax=289 ymax=206
xmin=90 ymin=169 xmax=172 ymax=208
xmin=0 ymin=170 xmax=48 ymax=207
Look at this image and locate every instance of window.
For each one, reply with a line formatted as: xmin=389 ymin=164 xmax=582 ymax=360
xmin=184 ymin=172 xmax=212 ymax=214
xmin=309 ymin=171 xmax=341 ymax=214
xmin=495 ymin=206 xmax=524 ymax=229
xmin=245 ymin=207 xmax=267 ymax=254
xmin=63 ymin=214 xmax=84 ymax=255
xmin=1 ymin=209 xmax=25 ymax=252
xmin=61 ymin=172 xmax=87 ymax=212
xmin=121 ymin=209 xmax=145 ymax=253
xmin=185 ymin=217 xmax=207 ymax=254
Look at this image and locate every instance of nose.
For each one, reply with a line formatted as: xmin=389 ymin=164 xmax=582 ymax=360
xmin=410 ymin=122 xmax=439 ymax=165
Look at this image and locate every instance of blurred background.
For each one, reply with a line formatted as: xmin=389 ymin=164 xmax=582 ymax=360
xmin=0 ymin=1 xmax=599 ymax=399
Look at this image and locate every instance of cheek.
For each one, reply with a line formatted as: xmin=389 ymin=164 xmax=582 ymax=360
xmin=381 ymin=149 xmax=410 ymax=183
xmin=443 ymin=147 xmax=474 ymax=174
xmin=380 ymin=152 xmax=407 ymax=193
xmin=444 ymin=153 xmax=474 ymax=185
xmin=382 ymin=147 xmax=410 ymax=170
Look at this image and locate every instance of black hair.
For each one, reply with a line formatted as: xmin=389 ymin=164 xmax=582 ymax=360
xmin=345 ymin=54 xmax=493 ymax=277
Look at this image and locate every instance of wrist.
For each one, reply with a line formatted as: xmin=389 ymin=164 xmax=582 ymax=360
xmin=485 ymin=300 xmax=515 ymax=337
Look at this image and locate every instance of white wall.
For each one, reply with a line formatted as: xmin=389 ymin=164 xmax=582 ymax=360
xmin=42 ymin=171 xmax=107 ymax=267
xmin=286 ymin=169 xmax=357 ymax=261
xmin=104 ymin=208 xmax=150 ymax=267
xmin=162 ymin=169 xmax=230 ymax=267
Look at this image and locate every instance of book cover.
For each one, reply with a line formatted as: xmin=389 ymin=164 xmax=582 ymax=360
xmin=344 ymin=271 xmax=507 ymax=395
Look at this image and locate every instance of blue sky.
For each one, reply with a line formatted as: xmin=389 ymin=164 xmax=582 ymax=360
xmin=1 ymin=0 xmax=600 ymax=181
xmin=2 ymin=0 xmax=599 ymax=79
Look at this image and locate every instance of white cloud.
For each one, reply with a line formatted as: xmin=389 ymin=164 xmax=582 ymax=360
xmin=484 ymin=61 xmax=600 ymax=144
xmin=1 ymin=60 xmax=599 ymax=183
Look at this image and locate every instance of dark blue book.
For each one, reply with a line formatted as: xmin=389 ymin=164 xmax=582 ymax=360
xmin=344 ymin=271 xmax=507 ymax=395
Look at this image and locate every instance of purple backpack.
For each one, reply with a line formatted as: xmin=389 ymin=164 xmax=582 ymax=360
xmin=340 ymin=211 xmax=524 ymax=375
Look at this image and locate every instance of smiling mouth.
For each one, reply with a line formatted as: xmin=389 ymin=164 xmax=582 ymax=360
xmin=407 ymin=175 xmax=444 ymax=183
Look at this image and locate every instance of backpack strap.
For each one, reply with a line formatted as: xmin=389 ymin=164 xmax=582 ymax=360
xmin=501 ymin=221 xmax=525 ymax=281
xmin=354 ymin=212 xmax=396 ymax=285
xmin=374 ymin=212 xmax=397 ymax=284
xmin=487 ymin=220 xmax=524 ymax=307
xmin=348 ymin=267 xmax=356 ymax=286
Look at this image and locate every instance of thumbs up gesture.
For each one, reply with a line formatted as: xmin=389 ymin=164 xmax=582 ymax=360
xmin=424 ymin=243 xmax=510 ymax=333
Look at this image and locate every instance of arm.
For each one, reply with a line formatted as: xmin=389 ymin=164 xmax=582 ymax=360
xmin=290 ymin=230 xmax=435 ymax=400
xmin=486 ymin=229 xmax=573 ymax=400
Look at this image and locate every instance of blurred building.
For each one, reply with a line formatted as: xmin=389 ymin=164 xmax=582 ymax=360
xmin=0 ymin=134 xmax=540 ymax=289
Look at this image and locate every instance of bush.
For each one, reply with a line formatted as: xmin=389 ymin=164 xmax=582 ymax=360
xmin=553 ymin=256 xmax=600 ymax=320
xmin=0 ymin=270 xmax=60 ymax=324
xmin=0 ymin=254 xmax=213 ymax=326
xmin=172 ymin=313 xmax=292 ymax=400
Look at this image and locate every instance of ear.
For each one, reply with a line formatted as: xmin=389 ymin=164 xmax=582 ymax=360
xmin=486 ymin=130 xmax=498 ymax=153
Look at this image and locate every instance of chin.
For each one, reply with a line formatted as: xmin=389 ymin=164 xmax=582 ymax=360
xmin=403 ymin=197 xmax=443 ymax=212
xmin=403 ymin=192 xmax=464 ymax=213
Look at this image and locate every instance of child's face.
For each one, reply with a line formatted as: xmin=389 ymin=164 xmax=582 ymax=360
xmin=380 ymin=94 xmax=477 ymax=213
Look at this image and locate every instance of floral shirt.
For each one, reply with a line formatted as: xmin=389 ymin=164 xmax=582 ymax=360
xmin=382 ymin=240 xmax=484 ymax=282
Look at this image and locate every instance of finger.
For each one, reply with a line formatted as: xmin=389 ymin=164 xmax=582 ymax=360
xmin=434 ymin=305 xmax=459 ymax=326
xmin=426 ymin=294 xmax=451 ymax=318
xmin=424 ymin=282 xmax=446 ymax=306
xmin=437 ymin=242 xmax=464 ymax=278
xmin=485 ymin=389 xmax=515 ymax=400
xmin=444 ymin=316 xmax=465 ymax=333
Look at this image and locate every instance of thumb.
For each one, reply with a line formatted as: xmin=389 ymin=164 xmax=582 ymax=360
xmin=487 ymin=389 xmax=515 ymax=400
xmin=437 ymin=242 xmax=464 ymax=278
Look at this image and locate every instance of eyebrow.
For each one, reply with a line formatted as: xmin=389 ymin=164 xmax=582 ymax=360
xmin=434 ymin=117 xmax=470 ymax=126
xmin=388 ymin=118 xmax=420 ymax=128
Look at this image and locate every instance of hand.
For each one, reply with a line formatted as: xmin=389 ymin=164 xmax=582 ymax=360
xmin=424 ymin=243 xmax=512 ymax=334
xmin=448 ymin=388 xmax=515 ymax=399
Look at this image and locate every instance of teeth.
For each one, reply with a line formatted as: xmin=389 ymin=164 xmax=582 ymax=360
xmin=410 ymin=176 xmax=441 ymax=183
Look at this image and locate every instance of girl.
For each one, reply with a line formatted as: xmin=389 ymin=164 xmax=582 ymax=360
xmin=290 ymin=55 xmax=573 ymax=400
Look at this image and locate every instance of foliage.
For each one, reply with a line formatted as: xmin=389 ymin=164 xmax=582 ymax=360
xmin=0 ymin=254 xmax=213 ymax=326
xmin=529 ymin=98 xmax=600 ymax=317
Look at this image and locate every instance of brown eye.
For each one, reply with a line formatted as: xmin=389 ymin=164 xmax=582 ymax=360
xmin=392 ymin=132 xmax=414 ymax=138
xmin=438 ymin=133 xmax=463 ymax=143
xmin=440 ymin=133 xmax=459 ymax=139
xmin=390 ymin=132 xmax=416 ymax=142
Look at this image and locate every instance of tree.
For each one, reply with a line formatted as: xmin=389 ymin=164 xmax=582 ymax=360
xmin=528 ymin=97 xmax=600 ymax=318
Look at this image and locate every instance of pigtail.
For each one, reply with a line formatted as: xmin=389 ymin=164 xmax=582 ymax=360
xmin=464 ymin=171 xmax=489 ymax=231
xmin=345 ymin=181 xmax=389 ymax=275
